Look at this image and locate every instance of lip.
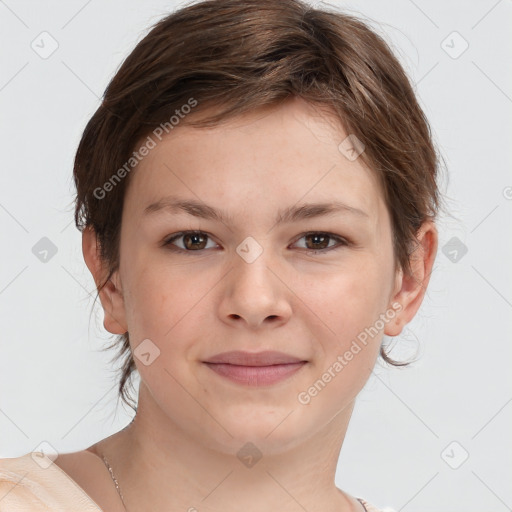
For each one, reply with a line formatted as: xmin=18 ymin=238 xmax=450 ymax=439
xmin=203 ymin=361 xmax=307 ymax=386
xmin=203 ymin=350 xmax=306 ymax=366
xmin=202 ymin=351 xmax=308 ymax=386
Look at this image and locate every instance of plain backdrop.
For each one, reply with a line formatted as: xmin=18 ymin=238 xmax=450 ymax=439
xmin=1 ymin=0 xmax=511 ymax=510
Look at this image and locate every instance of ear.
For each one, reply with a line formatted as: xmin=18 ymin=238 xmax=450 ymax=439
xmin=384 ymin=220 xmax=438 ymax=337
xmin=82 ymin=225 xmax=128 ymax=335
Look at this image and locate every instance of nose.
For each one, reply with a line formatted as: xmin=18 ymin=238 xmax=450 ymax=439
xmin=218 ymin=248 xmax=292 ymax=330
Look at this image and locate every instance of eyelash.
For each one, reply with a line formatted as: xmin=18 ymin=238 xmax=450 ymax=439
xmin=162 ymin=230 xmax=350 ymax=255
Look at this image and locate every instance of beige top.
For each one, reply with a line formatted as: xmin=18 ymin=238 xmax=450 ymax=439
xmin=0 ymin=452 xmax=102 ymax=511
xmin=0 ymin=452 xmax=393 ymax=512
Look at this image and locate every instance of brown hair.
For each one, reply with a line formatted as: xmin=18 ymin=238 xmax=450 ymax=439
xmin=73 ymin=0 xmax=445 ymax=414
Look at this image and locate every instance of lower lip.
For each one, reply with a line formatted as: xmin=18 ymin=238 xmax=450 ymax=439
xmin=203 ymin=362 xmax=307 ymax=386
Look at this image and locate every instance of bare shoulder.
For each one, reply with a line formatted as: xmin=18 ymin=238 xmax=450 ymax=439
xmin=53 ymin=447 xmax=124 ymax=512
xmin=53 ymin=447 xmax=103 ymax=472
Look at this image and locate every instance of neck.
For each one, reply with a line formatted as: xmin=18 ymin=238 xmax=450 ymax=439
xmin=96 ymin=382 xmax=361 ymax=512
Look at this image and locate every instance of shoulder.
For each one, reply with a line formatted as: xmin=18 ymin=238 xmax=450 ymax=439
xmin=0 ymin=451 xmax=102 ymax=511
xmin=358 ymin=497 xmax=398 ymax=512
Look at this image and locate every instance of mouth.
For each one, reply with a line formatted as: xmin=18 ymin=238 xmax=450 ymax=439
xmin=202 ymin=351 xmax=308 ymax=386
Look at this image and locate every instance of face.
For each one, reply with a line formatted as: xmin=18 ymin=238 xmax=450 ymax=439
xmin=91 ymin=97 xmax=414 ymax=455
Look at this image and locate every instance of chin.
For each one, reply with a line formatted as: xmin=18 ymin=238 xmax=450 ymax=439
xmin=208 ymin=413 xmax=310 ymax=455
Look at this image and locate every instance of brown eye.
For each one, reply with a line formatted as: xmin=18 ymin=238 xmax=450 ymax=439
xmin=292 ymin=232 xmax=348 ymax=254
xmin=305 ymin=233 xmax=330 ymax=250
xmin=164 ymin=231 xmax=217 ymax=252
xmin=182 ymin=232 xmax=208 ymax=250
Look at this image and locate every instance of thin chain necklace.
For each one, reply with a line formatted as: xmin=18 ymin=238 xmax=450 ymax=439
xmin=101 ymin=453 xmax=128 ymax=512
xmin=99 ymin=417 xmax=135 ymax=511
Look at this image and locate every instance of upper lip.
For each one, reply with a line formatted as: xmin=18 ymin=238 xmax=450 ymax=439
xmin=203 ymin=350 xmax=307 ymax=366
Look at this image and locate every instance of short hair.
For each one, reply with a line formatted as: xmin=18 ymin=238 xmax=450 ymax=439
xmin=73 ymin=0 xmax=445 ymax=413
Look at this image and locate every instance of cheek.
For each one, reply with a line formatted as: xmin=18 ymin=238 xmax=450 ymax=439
xmin=122 ymin=265 xmax=215 ymax=375
xmin=296 ymin=268 xmax=389 ymax=415
xmin=310 ymin=259 xmax=391 ymax=339
xmin=119 ymin=261 xmax=179 ymax=343
xmin=123 ymin=276 xmax=199 ymax=395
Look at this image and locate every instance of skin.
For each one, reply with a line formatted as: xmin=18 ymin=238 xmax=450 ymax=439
xmin=75 ymin=96 xmax=438 ymax=512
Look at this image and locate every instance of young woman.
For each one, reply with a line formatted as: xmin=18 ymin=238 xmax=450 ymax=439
xmin=0 ymin=1 xmax=441 ymax=510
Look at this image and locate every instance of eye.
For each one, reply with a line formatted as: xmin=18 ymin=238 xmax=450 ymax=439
xmin=163 ymin=230 xmax=218 ymax=253
xmin=162 ymin=230 xmax=350 ymax=255
xmin=291 ymin=231 xmax=349 ymax=254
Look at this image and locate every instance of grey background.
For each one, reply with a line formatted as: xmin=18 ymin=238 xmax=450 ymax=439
xmin=1 ymin=0 xmax=511 ymax=510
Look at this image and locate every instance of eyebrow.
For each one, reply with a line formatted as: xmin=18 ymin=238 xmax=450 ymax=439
xmin=143 ymin=196 xmax=369 ymax=225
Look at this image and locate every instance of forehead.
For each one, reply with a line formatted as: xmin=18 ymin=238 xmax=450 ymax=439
xmin=124 ymin=98 xmax=385 ymax=226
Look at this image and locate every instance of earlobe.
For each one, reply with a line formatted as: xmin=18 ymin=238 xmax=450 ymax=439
xmin=82 ymin=226 xmax=128 ymax=335
xmin=384 ymin=220 xmax=438 ymax=337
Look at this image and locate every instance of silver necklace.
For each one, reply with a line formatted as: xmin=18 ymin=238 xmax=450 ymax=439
xmin=101 ymin=454 xmax=128 ymax=512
